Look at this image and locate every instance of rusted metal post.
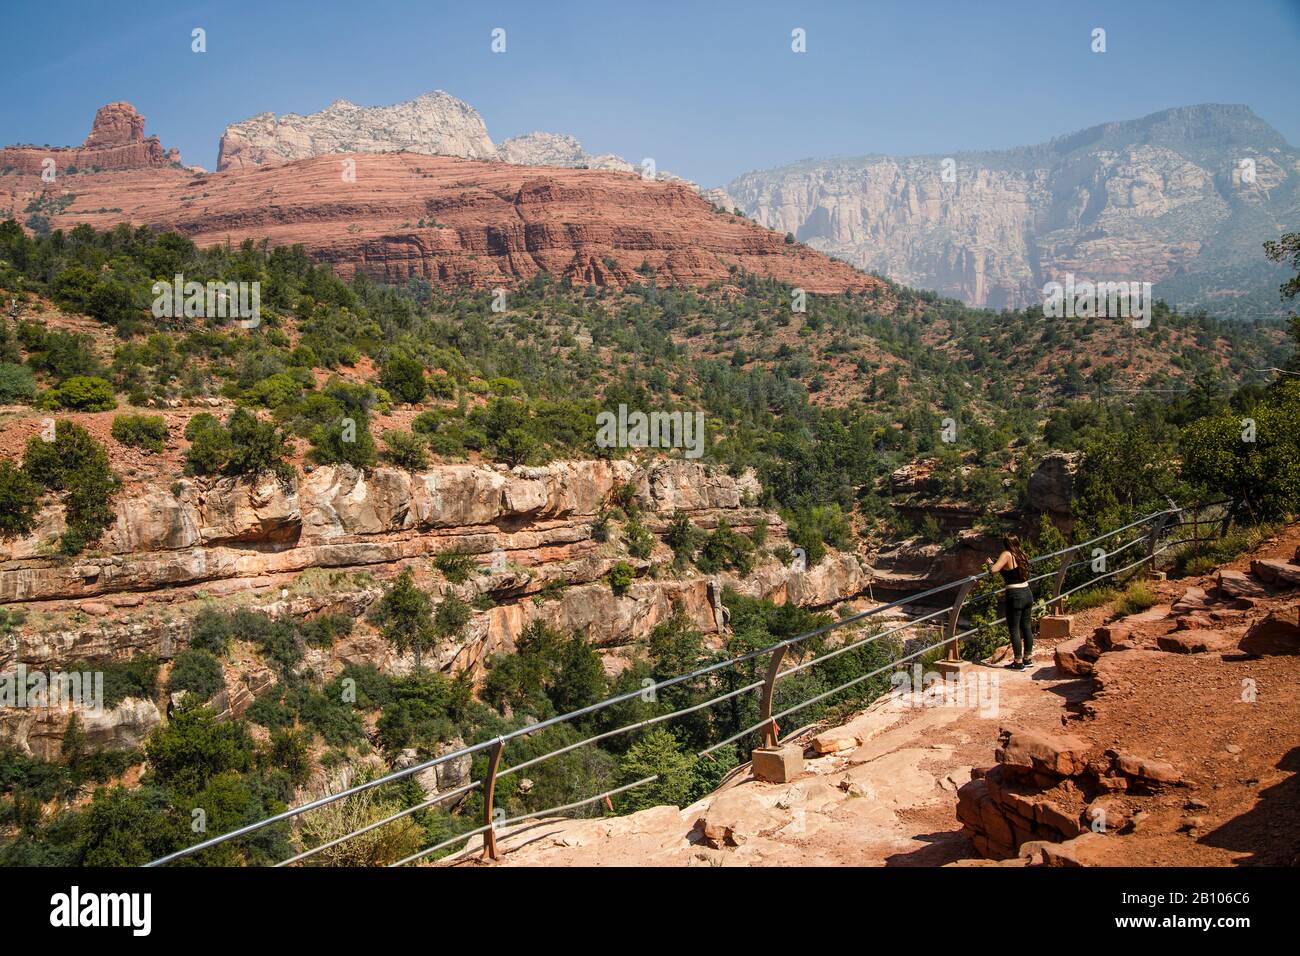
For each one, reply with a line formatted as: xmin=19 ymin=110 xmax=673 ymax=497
xmin=1050 ymin=546 xmax=1077 ymax=614
xmin=945 ymin=577 xmax=977 ymax=662
xmin=481 ymin=737 xmax=505 ymax=861
xmin=758 ymin=642 xmax=788 ymax=749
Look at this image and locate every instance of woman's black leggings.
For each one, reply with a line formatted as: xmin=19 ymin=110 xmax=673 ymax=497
xmin=1004 ymin=587 xmax=1034 ymax=660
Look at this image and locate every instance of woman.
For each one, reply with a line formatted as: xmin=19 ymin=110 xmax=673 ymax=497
xmin=985 ymin=534 xmax=1035 ymax=670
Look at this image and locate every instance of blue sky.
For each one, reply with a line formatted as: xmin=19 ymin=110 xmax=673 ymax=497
xmin=3 ymin=0 xmax=1298 ymax=185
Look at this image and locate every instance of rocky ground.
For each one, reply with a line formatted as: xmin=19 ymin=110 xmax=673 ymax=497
xmin=444 ymin=525 xmax=1300 ymax=867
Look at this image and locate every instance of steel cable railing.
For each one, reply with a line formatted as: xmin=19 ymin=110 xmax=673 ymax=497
xmin=147 ymin=500 xmax=1227 ymax=867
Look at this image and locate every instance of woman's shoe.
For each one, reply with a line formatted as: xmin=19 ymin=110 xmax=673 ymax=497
xmin=1006 ymin=660 xmax=1024 ymax=670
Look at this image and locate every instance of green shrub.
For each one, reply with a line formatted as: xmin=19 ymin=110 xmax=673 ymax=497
xmin=609 ymin=561 xmax=635 ymax=594
xmin=381 ymin=429 xmax=428 ymax=470
xmin=371 ymin=569 xmax=437 ymax=670
xmin=379 ymin=356 xmax=427 ymax=405
xmin=1112 ymin=581 xmax=1158 ymax=618
xmin=298 ymin=613 xmax=354 ymax=649
xmin=309 ymin=414 xmax=378 ymax=468
xmin=0 ymin=460 xmax=41 ymax=541
xmin=22 ymin=421 xmax=120 ymax=552
xmin=695 ymin=519 xmax=755 ymax=575
xmin=90 ymin=655 xmax=160 ymax=709
xmin=111 ymin=413 xmax=168 ymax=453
xmin=433 ymin=549 xmax=474 ymax=584
xmin=167 ymin=648 xmax=225 ymax=702
xmin=185 ymin=408 xmax=293 ymax=480
xmin=145 ymin=706 xmax=256 ymax=795
xmin=0 ymin=363 xmax=35 ymax=402
xmin=623 ymin=516 xmax=655 ymax=559
xmin=48 ymin=375 xmax=116 ymax=411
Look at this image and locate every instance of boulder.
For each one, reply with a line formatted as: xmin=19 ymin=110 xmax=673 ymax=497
xmin=1027 ymin=452 xmax=1079 ymax=518
xmin=1034 ymin=799 xmax=1085 ymax=838
xmin=1093 ymin=623 xmax=1133 ymax=650
xmin=1039 ymin=832 xmax=1106 ymax=867
xmin=996 ymin=726 xmax=1090 ymax=777
xmin=1109 ymin=749 xmax=1183 ymax=787
xmin=1238 ymin=610 xmax=1300 ymax=656
xmin=1054 ymin=637 xmax=1099 ymax=676
xmin=810 ymin=733 xmax=860 ymax=755
xmin=699 ymin=787 xmax=784 ymax=848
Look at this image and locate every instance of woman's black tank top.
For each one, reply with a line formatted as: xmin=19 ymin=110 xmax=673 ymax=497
xmin=1000 ymin=558 xmax=1027 ymax=585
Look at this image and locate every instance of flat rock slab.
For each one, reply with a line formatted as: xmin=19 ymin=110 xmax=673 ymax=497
xmin=1156 ymin=629 xmax=1234 ymax=654
xmin=1172 ymin=587 xmax=1213 ymax=612
xmin=1251 ymin=559 xmax=1300 ymax=587
xmin=1125 ymin=605 xmax=1172 ymax=624
xmin=1217 ymin=569 xmax=1270 ymax=598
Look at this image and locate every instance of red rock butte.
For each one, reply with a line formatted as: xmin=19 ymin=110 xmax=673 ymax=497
xmin=0 ymin=101 xmax=180 ymax=175
xmin=2 ymin=103 xmax=878 ymax=293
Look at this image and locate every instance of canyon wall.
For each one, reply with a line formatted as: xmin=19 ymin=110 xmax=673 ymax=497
xmin=725 ymin=105 xmax=1300 ymax=311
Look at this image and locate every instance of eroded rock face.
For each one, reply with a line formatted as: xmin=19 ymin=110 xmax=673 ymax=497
xmin=216 ymin=92 xmax=497 ymax=171
xmin=0 ymin=100 xmax=176 ymax=175
xmin=0 ymin=698 xmax=161 ymax=761
xmin=497 ymin=132 xmax=634 ymax=173
xmin=2 ymin=458 xmax=876 ymax=680
xmin=18 ymin=150 xmax=880 ymax=293
xmin=725 ymin=105 xmax=1300 ymax=311
xmin=84 ymin=101 xmax=146 ymax=148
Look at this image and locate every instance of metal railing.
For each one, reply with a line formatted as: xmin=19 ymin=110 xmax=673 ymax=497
xmin=145 ymin=499 xmax=1229 ymax=868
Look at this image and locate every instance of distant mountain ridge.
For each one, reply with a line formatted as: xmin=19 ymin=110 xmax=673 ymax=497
xmin=722 ymin=105 xmax=1300 ymax=315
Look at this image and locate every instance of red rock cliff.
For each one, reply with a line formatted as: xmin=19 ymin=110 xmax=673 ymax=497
xmin=0 ymin=101 xmax=177 ymax=175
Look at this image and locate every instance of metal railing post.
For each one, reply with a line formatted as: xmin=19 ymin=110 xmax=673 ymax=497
xmin=1144 ymin=511 xmax=1172 ymax=573
xmin=944 ymin=577 xmax=977 ymax=662
xmin=1220 ymin=500 xmax=1234 ymax=538
xmin=481 ymin=738 xmax=505 ymax=861
xmin=758 ymin=642 xmax=789 ymax=748
xmin=1049 ymin=546 xmax=1077 ymax=614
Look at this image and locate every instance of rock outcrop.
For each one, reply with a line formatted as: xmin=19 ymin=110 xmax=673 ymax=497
xmin=724 ymin=105 xmax=1300 ymax=313
xmin=12 ymin=147 xmax=877 ymax=292
xmin=956 ymin=726 xmax=1184 ymax=860
xmin=0 ymin=459 xmax=872 ymax=682
xmin=0 ymin=101 xmax=179 ymax=175
xmin=496 ymin=132 xmax=635 ymax=173
xmin=216 ymin=92 xmax=497 ymax=171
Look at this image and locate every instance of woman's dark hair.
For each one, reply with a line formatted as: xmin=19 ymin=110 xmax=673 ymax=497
xmin=1003 ymin=534 xmax=1029 ymax=570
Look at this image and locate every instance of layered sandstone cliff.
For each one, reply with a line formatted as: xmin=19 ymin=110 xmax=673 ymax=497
xmin=10 ymin=146 xmax=876 ymax=291
xmin=0 ymin=101 xmax=179 ymax=176
xmin=725 ymin=105 xmax=1300 ymax=310
xmin=0 ymin=458 xmax=870 ymax=678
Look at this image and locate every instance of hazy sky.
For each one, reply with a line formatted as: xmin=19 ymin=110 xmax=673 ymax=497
xmin=4 ymin=0 xmax=1299 ymax=185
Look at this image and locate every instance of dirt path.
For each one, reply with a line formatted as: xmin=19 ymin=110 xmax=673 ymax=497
xmin=448 ymin=525 xmax=1300 ymax=868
